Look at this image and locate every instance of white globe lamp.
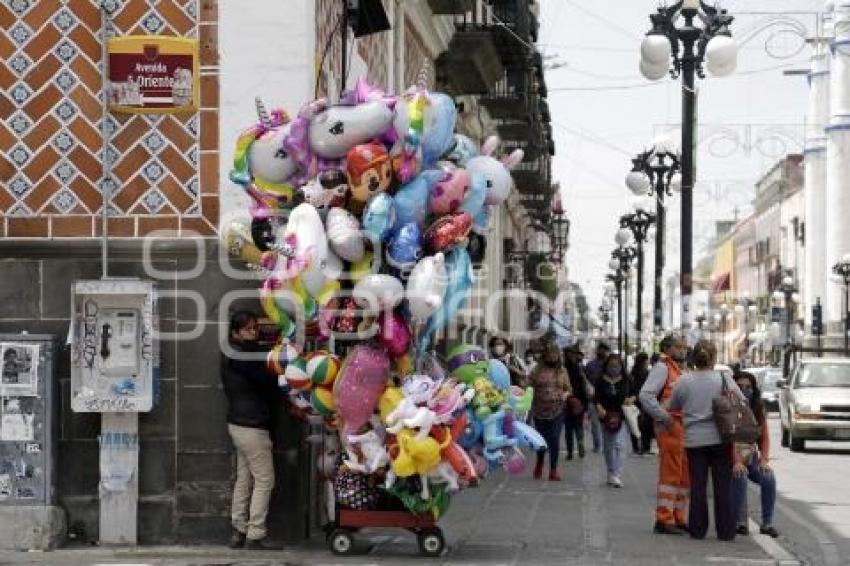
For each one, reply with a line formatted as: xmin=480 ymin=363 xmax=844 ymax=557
xmin=641 ymin=34 xmax=672 ymax=66
xmin=705 ymin=35 xmax=737 ymax=77
xmin=626 ymin=170 xmax=652 ymax=195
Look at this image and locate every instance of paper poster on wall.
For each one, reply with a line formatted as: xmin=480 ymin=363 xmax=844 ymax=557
xmin=0 ymin=398 xmax=35 ymax=442
xmin=0 ymin=474 xmax=11 ymax=499
xmin=0 ymin=343 xmax=39 ymax=396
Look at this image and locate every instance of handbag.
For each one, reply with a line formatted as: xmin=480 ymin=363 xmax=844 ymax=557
xmin=712 ymin=374 xmax=761 ymax=444
xmin=566 ymin=396 xmax=584 ymax=416
xmin=602 ymin=411 xmax=622 ymax=431
xmin=623 ymin=404 xmax=641 ymax=439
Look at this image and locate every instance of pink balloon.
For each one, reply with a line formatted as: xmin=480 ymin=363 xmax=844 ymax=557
xmin=429 ymin=165 xmax=471 ymax=215
xmin=377 ymin=311 xmax=412 ymax=359
xmin=333 ymin=344 xmax=390 ymax=436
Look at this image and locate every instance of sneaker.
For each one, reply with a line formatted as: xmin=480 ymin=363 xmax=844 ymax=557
xmin=548 ymin=471 xmax=562 ymax=481
xmin=245 ymin=537 xmax=282 ymax=550
xmin=228 ymin=528 xmax=246 ymax=549
xmin=610 ymin=475 xmax=623 ymax=488
xmin=578 ymin=446 xmax=586 ymax=458
xmin=654 ymin=522 xmax=683 ymax=535
xmin=566 ymin=453 xmax=573 ymax=461
xmin=760 ymin=525 xmax=779 ymax=538
xmin=736 ymin=524 xmax=749 ymax=536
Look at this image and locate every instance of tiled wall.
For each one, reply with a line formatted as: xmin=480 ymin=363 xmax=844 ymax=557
xmin=0 ymin=0 xmax=219 ymax=238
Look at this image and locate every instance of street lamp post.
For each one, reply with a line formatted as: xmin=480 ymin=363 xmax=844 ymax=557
xmin=714 ymin=303 xmax=729 ymax=362
xmin=773 ymin=276 xmax=800 ymax=349
xmin=695 ymin=311 xmax=706 ymax=340
xmin=832 ymin=255 xmax=850 ymax=355
xmin=626 ymin=147 xmax=680 ymax=333
xmin=734 ymin=298 xmax=758 ymax=367
xmin=640 ymin=0 xmax=736 ymax=329
xmin=620 ymin=202 xmax=656 ymax=352
xmin=611 ymin=246 xmax=638 ymax=365
xmin=607 ymin=271 xmax=626 ymax=360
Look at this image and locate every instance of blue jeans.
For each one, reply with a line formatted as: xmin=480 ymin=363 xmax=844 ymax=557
xmin=534 ymin=412 xmax=566 ymax=471
xmin=734 ymin=454 xmax=777 ymax=526
xmin=602 ymin=423 xmax=628 ymax=477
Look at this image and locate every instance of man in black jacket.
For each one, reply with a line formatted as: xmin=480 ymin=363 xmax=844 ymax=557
xmin=222 ymin=311 xmax=279 ymax=550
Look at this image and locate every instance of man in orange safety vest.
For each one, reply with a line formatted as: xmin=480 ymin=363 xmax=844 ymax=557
xmin=639 ymin=334 xmax=690 ymax=535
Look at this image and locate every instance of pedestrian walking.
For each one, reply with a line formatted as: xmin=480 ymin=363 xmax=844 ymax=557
xmin=732 ymin=371 xmax=779 ymax=538
xmin=524 ymin=349 xmax=538 ymax=374
xmin=639 ymin=335 xmax=689 ymax=535
xmin=594 ymin=354 xmax=635 ymax=487
xmin=668 ymin=340 xmax=745 ymax=541
xmin=489 ymin=336 xmax=528 ymax=386
xmin=563 ymin=344 xmax=589 ymax=460
xmin=527 ymin=342 xmax=571 ymax=481
xmin=584 ymin=342 xmax=610 ymax=453
xmin=222 ymin=311 xmax=280 ymax=550
xmin=629 ymin=352 xmax=651 ymax=454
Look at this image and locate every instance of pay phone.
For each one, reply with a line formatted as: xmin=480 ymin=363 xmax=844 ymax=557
xmin=97 ymin=308 xmax=141 ymax=378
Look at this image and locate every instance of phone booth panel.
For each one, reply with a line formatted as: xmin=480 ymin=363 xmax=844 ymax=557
xmin=70 ymin=280 xmax=158 ymax=413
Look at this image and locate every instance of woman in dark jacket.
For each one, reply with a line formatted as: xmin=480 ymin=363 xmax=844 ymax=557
xmin=563 ymin=345 xmax=589 ymax=459
xmin=594 ymin=354 xmax=635 ymax=488
xmin=222 ymin=311 xmax=279 ymax=550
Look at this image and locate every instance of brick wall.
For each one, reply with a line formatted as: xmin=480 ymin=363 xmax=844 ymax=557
xmin=0 ymin=0 xmax=219 ymax=238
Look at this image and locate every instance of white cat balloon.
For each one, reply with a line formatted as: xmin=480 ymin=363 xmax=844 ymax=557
xmin=465 ymin=136 xmax=524 ymax=206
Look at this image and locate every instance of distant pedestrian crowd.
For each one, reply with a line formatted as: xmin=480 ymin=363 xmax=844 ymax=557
xmin=519 ymin=334 xmax=779 ymax=542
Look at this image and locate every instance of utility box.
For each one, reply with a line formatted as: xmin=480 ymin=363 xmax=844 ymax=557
xmin=70 ymin=280 xmax=158 ymax=413
xmin=0 ymin=334 xmax=64 ymax=550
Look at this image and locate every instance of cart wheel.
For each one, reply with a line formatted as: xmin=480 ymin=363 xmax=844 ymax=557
xmin=417 ymin=527 xmax=445 ymax=557
xmin=329 ymin=528 xmax=355 ymax=556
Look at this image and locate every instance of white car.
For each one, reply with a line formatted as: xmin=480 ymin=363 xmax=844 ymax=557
xmin=778 ymin=358 xmax=850 ymax=452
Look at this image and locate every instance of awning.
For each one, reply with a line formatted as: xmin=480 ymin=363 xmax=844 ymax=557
xmin=710 ymin=273 xmax=731 ymax=293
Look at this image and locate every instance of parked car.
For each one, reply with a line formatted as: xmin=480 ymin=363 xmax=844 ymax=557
xmin=759 ymin=368 xmax=783 ymax=412
xmin=778 ymin=358 xmax=850 ymax=452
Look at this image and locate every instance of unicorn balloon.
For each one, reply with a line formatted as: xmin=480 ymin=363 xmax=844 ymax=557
xmin=229 ymin=98 xmax=300 ymax=217
xmin=465 ymin=136 xmax=524 ymax=205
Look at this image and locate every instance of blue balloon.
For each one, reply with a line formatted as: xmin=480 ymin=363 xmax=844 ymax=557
xmin=362 ymin=193 xmax=396 ymax=243
xmin=457 ymin=408 xmax=483 ymax=450
xmin=459 ymin=171 xmax=487 ymax=218
xmin=422 ymin=93 xmax=458 ymax=165
xmin=418 ymin=247 xmax=474 ymax=353
xmin=472 ymin=204 xmax=492 ymax=234
xmin=488 ymin=359 xmax=511 ymax=393
xmin=511 ymin=421 xmax=547 ymax=451
xmin=442 ymin=134 xmax=480 ymax=165
xmin=393 ymin=169 xmax=442 ymax=228
xmin=386 ymin=222 xmax=422 ymax=269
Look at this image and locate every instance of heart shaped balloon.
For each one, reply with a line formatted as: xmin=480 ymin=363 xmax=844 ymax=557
xmin=423 ymin=212 xmax=472 ymax=255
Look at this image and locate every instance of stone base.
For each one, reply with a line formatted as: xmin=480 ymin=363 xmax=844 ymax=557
xmin=0 ymin=505 xmax=66 ymax=551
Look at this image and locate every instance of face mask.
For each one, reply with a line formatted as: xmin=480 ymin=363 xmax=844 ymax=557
xmin=741 ymin=388 xmax=753 ymax=401
xmin=493 ymin=345 xmax=506 ymax=356
xmin=606 ymin=367 xmax=621 ymax=377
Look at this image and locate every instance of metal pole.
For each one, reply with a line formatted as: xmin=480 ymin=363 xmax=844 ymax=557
xmin=637 ymin=240 xmax=644 ymax=350
xmin=624 ymin=274 xmax=630 ymax=368
xmin=340 ymin=2 xmax=348 ymax=97
xmin=786 ymin=293 xmax=793 ymax=348
xmin=845 ymin=281 xmax=849 ymax=355
xmin=654 ymin=185 xmax=665 ymax=331
xmin=617 ymin=278 xmax=624 ymax=358
xmin=99 ymin=7 xmax=112 ymax=279
xmin=680 ymin=15 xmax=699 ymax=330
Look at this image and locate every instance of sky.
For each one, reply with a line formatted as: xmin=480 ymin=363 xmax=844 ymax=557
xmin=539 ymin=0 xmax=819 ymax=313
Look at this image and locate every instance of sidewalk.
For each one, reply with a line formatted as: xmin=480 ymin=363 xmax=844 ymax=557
xmin=0 ymin=450 xmax=794 ymax=565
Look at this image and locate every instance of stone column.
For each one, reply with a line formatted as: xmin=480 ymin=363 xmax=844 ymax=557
xmin=804 ymin=6 xmax=832 ymax=331
xmin=825 ymin=1 xmax=850 ymax=332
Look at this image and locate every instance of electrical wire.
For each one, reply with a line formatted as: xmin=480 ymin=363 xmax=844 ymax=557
xmin=315 ymin=13 xmax=344 ymax=99
xmin=562 ymin=0 xmax=642 ymax=42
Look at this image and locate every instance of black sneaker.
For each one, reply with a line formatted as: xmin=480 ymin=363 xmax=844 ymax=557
xmin=653 ymin=522 xmax=682 ymax=535
xmin=566 ymin=453 xmax=574 ymax=461
xmin=760 ymin=525 xmax=779 ymax=538
xmin=228 ymin=528 xmax=246 ymax=549
xmin=245 ymin=537 xmax=282 ymax=550
xmin=736 ymin=524 xmax=749 ymax=536
xmin=578 ymin=445 xmax=586 ymax=458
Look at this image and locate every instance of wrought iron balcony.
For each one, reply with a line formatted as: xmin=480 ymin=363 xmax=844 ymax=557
xmin=428 ymin=0 xmax=475 ymax=15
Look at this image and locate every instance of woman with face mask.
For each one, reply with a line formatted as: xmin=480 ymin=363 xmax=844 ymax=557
xmin=528 ymin=342 xmax=572 ymax=481
xmin=489 ymin=337 xmax=527 ymax=386
xmin=594 ymin=354 xmax=636 ymax=487
xmin=732 ymin=371 xmax=778 ymax=538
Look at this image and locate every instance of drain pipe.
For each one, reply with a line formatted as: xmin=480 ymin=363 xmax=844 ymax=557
xmin=99 ymin=6 xmax=113 ymax=279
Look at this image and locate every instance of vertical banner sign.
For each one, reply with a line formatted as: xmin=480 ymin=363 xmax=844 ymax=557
xmin=107 ymin=36 xmax=199 ymax=114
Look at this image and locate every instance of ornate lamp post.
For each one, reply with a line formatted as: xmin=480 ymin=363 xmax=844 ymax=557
xmin=626 ymin=144 xmax=681 ymax=332
xmin=620 ymin=200 xmax=656 ymax=349
xmin=639 ymin=0 xmax=737 ymax=329
xmin=695 ymin=311 xmax=707 ymax=340
xmin=734 ymin=297 xmax=758 ymax=367
xmin=551 ymin=196 xmax=571 ymax=260
xmin=610 ymin=245 xmax=638 ymax=365
xmin=832 ymin=254 xmax=850 ymax=355
xmin=773 ymin=276 xmax=800 ymax=348
xmin=606 ymin=270 xmax=626 ymax=360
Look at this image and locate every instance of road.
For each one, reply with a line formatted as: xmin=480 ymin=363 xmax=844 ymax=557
xmin=757 ymin=413 xmax=850 ymax=566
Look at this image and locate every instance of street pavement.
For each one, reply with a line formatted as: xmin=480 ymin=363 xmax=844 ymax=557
xmin=752 ymin=413 xmax=850 ymax=566
xmin=0 ymin=437 xmax=807 ymax=566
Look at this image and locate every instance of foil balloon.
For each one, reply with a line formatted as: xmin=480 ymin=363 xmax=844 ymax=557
xmin=420 ymin=247 xmax=474 ymax=352
xmin=279 ymin=203 xmax=327 ymax=278
xmin=423 ymin=212 xmax=472 ymax=255
xmin=377 ymin=310 xmax=412 ymax=359
xmin=467 ymin=233 xmax=487 ymax=265
xmin=488 ymin=359 xmax=511 ymax=393
xmin=429 ymin=164 xmax=470 ymax=215
xmin=393 ymin=169 xmax=443 ymax=228
xmin=349 ymin=249 xmax=375 ymax=283
xmin=260 ymin=277 xmax=296 ymax=338
xmin=511 ymin=421 xmax=547 ymax=451
xmin=472 ymin=204 xmax=492 ymax=235
xmin=459 ymin=171 xmax=487 ymax=218
xmin=362 ymin=193 xmax=396 ymax=243
xmin=406 ymin=252 xmax=448 ymax=322
xmin=326 ymin=207 xmax=365 ymax=262
xmin=447 ymin=344 xmax=489 ymax=385
xmin=308 ymin=100 xmax=394 ymax=160
xmin=347 ymin=143 xmax=392 ymax=213
xmin=297 ymin=170 xmax=348 ymax=219
xmin=302 ymin=249 xmax=342 ymax=306
xmin=421 ymin=93 xmax=459 ymax=165
xmin=333 ymin=344 xmax=391 ymax=436
xmin=386 ymin=222 xmax=423 ymax=270
xmin=465 ymin=136 xmax=524 ymax=205
xmin=442 ymin=133 xmax=480 ymax=166
xmin=222 ymin=220 xmax=264 ymax=266
xmin=353 ymin=274 xmax=405 ymax=311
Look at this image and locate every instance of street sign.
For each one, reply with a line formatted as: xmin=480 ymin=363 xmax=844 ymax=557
xmin=107 ymin=36 xmax=199 ymax=114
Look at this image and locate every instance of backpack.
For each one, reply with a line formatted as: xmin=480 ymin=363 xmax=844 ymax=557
xmin=712 ymin=374 xmax=761 ymax=444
